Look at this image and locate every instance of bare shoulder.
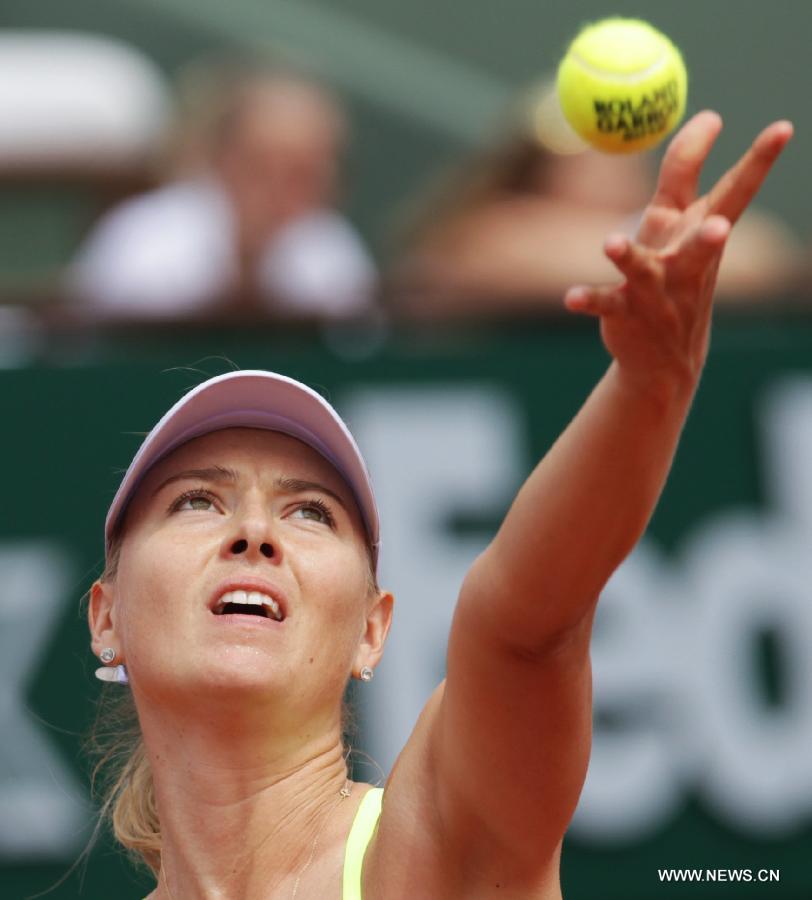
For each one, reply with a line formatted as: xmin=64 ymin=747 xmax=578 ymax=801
xmin=362 ymin=684 xmax=564 ymax=900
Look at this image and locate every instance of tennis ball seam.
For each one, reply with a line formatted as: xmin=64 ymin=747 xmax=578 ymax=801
xmin=570 ymin=50 xmax=668 ymax=84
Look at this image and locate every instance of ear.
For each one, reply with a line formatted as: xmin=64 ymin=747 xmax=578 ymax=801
xmin=88 ymin=578 xmax=124 ymax=661
xmin=353 ymin=589 xmax=394 ymax=677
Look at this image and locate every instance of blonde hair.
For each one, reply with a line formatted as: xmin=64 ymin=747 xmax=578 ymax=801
xmin=86 ymin=528 xmax=162 ymax=877
xmin=86 ymin=513 xmax=378 ymax=877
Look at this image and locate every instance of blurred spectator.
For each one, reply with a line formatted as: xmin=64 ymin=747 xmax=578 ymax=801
xmin=389 ymin=81 xmax=803 ymax=318
xmin=66 ymin=62 xmax=375 ymax=319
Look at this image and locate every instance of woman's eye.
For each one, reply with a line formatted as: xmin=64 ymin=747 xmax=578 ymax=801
xmin=293 ymin=500 xmax=335 ymax=526
xmin=172 ymin=490 xmax=217 ymax=512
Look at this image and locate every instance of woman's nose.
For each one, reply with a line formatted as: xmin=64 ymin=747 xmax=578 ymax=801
xmin=223 ymin=503 xmax=277 ymax=560
xmin=228 ymin=537 xmax=274 ymax=559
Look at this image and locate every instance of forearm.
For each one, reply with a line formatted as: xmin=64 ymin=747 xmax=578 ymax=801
xmin=475 ymin=361 xmax=696 ymax=645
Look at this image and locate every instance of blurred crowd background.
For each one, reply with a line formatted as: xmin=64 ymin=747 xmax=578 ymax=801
xmin=2 ymin=1 xmax=812 ymax=898
xmin=0 ymin=0 xmax=809 ymax=330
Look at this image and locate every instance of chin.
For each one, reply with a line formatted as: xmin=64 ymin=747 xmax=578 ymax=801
xmin=199 ymin=652 xmax=289 ymax=693
xmin=139 ymin=652 xmax=289 ymax=704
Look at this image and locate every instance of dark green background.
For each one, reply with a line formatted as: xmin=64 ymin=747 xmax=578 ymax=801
xmin=1 ymin=312 xmax=811 ymax=897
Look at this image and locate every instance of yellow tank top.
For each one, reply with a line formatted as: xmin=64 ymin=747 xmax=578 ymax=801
xmin=342 ymin=787 xmax=384 ymax=900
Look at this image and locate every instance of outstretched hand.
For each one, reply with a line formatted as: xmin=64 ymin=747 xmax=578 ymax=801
xmin=564 ymin=112 xmax=793 ymax=394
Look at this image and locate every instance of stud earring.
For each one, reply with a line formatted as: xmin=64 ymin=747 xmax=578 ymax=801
xmin=359 ymin=666 xmax=374 ymax=682
xmin=99 ymin=647 xmax=116 ymax=664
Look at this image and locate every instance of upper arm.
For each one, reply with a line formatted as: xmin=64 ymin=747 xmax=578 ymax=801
xmin=367 ymin=555 xmax=593 ymax=896
xmin=436 ymin=550 xmax=595 ymax=870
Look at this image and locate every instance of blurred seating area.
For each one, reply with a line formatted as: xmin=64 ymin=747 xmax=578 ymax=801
xmin=0 ymin=32 xmax=377 ymax=327
xmin=0 ymin=31 xmax=169 ymax=178
xmin=0 ymin=22 xmax=808 ymax=339
xmin=0 ymin=32 xmax=170 ymax=300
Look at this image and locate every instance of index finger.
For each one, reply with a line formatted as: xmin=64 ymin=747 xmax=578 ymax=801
xmin=706 ymin=120 xmax=794 ymax=224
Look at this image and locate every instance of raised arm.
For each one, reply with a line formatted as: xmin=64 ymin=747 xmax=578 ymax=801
xmin=391 ymin=112 xmax=793 ymax=894
xmin=474 ymin=113 xmax=791 ymax=633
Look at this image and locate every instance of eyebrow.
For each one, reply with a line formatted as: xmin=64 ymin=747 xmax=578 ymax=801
xmin=151 ymin=465 xmax=349 ymax=512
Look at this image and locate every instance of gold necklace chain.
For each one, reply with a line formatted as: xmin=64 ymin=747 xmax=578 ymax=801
xmin=157 ymin=779 xmax=353 ymax=900
xmin=290 ymin=779 xmax=352 ymax=900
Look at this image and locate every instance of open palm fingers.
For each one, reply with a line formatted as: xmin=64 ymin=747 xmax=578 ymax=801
xmin=706 ymin=120 xmax=794 ymax=225
xmin=565 ymin=236 xmax=662 ymax=320
xmin=638 ymin=115 xmax=792 ymax=251
xmin=603 ymin=229 xmax=720 ymax=332
xmin=666 ymin=215 xmax=730 ymax=281
xmin=651 ymin=110 xmax=724 ymax=212
xmin=663 ymin=215 xmax=730 ymax=321
xmin=564 ymin=283 xmax=625 ymax=318
xmin=565 ymin=217 xmax=729 ymax=325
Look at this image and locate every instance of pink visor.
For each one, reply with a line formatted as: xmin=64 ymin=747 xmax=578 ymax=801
xmin=104 ymin=370 xmax=381 ymax=571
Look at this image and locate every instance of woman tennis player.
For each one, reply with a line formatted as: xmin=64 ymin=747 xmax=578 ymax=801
xmin=87 ymin=111 xmax=791 ymax=898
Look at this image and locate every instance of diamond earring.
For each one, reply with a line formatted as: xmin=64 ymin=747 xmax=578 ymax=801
xmin=99 ymin=647 xmax=116 ymax=664
xmin=359 ymin=666 xmax=374 ymax=682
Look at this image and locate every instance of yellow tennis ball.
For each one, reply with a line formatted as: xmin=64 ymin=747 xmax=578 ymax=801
xmin=556 ymin=17 xmax=688 ymax=153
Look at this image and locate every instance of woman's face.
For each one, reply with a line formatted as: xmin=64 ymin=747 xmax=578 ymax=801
xmin=91 ymin=427 xmax=386 ymax=721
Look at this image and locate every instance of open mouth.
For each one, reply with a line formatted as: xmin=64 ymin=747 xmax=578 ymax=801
xmin=219 ymin=602 xmax=271 ymax=618
xmin=212 ymin=590 xmax=285 ymax=621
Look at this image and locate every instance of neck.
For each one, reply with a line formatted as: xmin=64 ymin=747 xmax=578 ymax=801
xmin=139 ymin=699 xmax=350 ymax=899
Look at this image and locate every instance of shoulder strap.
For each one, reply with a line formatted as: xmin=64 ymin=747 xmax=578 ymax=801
xmin=342 ymin=787 xmax=384 ymax=900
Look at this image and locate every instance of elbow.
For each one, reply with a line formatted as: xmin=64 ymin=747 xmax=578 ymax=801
xmin=458 ymin=550 xmax=598 ymax=659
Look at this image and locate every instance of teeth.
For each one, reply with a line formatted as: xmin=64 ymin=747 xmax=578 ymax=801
xmin=216 ymin=590 xmax=283 ymax=620
xmin=265 ymin=599 xmax=282 ymax=621
xmin=248 ymin=591 xmax=282 ymax=621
